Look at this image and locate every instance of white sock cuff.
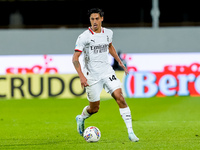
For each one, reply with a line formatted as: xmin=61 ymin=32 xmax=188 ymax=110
xmin=81 ymin=105 xmax=91 ymax=119
xmin=119 ymin=107 xmax=131 ymax=114
xmin=83 ymin=106 xmax=90 ymax=115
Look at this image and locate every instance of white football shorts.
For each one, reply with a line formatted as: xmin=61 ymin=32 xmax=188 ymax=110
xmin=85 ymin=73 xmax=121 ymax=102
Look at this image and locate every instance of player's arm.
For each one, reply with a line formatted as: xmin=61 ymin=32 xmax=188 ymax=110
xmin=72 ymin=51 xmax=89 ymax=88
xmin=109 ymin=43 xmax=129 ymax=75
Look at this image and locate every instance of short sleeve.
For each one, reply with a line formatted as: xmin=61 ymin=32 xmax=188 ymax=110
xmin=75 ymin=35 xmax=85 ymax=52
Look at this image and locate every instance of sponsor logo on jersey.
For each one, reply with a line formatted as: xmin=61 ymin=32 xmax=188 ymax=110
xmin=90 ymin=44 xmax=109 ymax=54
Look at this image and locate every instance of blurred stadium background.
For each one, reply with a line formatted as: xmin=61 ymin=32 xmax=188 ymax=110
xmin=0 ymin=0 xmax=200 ymax=98
xmin=0 ymin=0 xmax=200 ymax=149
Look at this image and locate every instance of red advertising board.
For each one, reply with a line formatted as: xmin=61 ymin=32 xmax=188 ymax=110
xmin=122 ymin=53 xmax=200 ymax=97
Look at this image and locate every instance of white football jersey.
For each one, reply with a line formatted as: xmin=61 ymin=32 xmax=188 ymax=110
xmin=75 ymin=27 xmax=115 ymax=84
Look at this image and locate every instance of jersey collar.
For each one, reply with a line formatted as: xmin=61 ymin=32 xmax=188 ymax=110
xmin=88 ymin=27 xmax=104 ymax=34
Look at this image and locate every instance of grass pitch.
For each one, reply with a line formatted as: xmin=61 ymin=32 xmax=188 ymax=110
xmin=0 ymin=97 xmax=200 ymax=149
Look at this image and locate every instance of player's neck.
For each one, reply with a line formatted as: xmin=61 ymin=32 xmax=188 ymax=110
xmin=91 ymin=26 xmax=102 ymax=33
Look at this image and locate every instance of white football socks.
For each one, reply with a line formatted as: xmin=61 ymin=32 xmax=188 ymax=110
xmin=81 ymin=106 xmax=134 ymax=133
xmin=119 ymin=107 xmax=134 ymax=133
xmin=81 ymin=106 xmax=91 ymax=120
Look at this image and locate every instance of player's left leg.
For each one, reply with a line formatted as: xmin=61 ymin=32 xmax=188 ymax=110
xmin=103 ymin=74 xmax=139 ymax=141
xmin=112 ymin=88 xmax=139 ymax=142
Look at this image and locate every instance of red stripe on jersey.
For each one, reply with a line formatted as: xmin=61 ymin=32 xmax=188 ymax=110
xmin=88 ymin=27 xmax=94 ymax=34
xmin=75 ymin=49 xmax=82 ymax=52
xmin=102 ymin=27 xmax=104 ymax=33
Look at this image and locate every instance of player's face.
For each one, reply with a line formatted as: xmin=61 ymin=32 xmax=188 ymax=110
xmin=90 ymin=13 xmax=103 ymax=32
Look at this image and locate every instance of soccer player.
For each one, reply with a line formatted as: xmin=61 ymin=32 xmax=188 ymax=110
xmin=72 ymin=8 xmax=139 ymax=142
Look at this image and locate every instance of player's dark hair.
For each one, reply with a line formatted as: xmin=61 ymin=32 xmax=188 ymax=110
xmin=88 ymin=8 xmax=104 ymax=17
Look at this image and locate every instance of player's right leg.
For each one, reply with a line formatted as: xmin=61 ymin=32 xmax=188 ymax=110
xmin=76 ymin=81 xmax=102 ymax=136
xmin=76 ymin=101 xmax=100 ymax=136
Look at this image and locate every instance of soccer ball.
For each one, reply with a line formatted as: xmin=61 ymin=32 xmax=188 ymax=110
xmin=83 ymin=126 xmax=101 ymax=142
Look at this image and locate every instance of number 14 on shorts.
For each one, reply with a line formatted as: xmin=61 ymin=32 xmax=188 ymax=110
xmin=109 ymin=75 xmax=117 ymax=81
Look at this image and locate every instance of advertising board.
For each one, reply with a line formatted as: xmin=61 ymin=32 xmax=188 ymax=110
xmin=0 ymin=53 xmax=200 ymax=98
xmin=0 ymin=73 xmax=124 ymax=99
xmin=122 ymin=53 xmax=200 ymax=97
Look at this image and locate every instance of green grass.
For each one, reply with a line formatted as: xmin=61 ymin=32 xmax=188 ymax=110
xmin=0 ymin=97 xmax=200 ymax=149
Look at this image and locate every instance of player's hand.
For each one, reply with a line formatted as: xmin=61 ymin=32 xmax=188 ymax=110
xmin=80 ymin=75 xmax=89 ymax=88
xmin=119 ymin=62 xmax=129 ymax=75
